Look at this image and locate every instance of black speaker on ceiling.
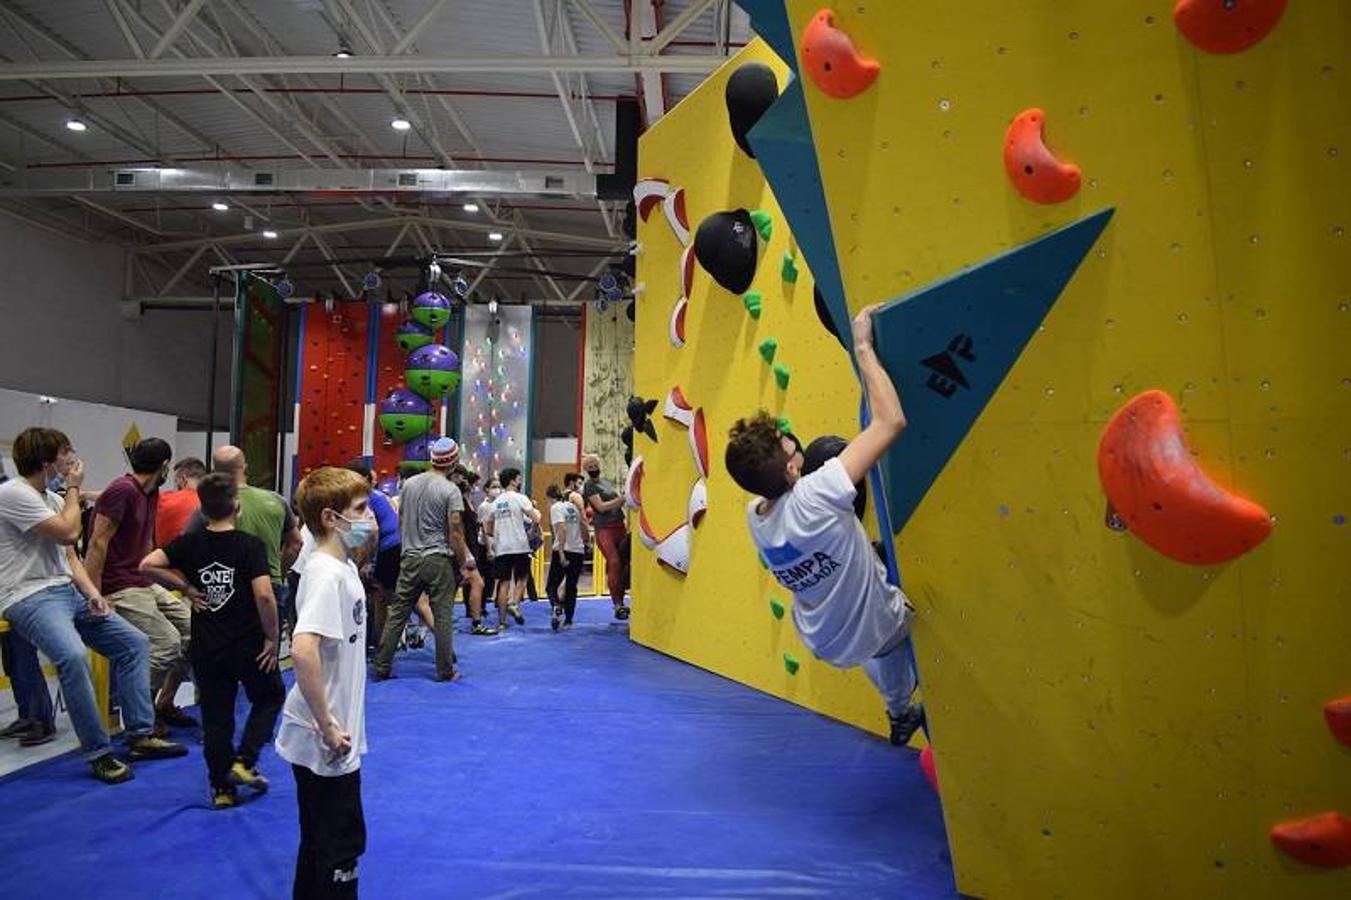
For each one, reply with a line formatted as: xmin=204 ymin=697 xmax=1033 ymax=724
xmin=597 ymin=97 xmax=639 ymax=202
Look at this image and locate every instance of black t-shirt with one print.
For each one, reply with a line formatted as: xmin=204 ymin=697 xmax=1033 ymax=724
xmin=163 ymin=528 xmax=270 ymax=655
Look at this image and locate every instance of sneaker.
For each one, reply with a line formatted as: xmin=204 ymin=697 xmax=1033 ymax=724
xmin=212 ymin=786 xmax=238 ymax=809
xmin=91 ymin=754 xmax=133 ymax=785
xmin=550 ymin=606 xmax=562 ymax=632
xmin=1 ymin=718 xmax=34 ymax=739
xmin=888 ymin=703 xmax=926 ymax=747
xmin=128 ymin=735 xmax=189 ymax=761
xmin=156 ymin=705 xmax=199 ymax=729
xmin=229 ymin=760 xmax=269 ymax=793
xmin=18 ymin=722 xmax=56 ymax=747
xmin=470 ymin=621 xmax=498 ymax=636
xmin=508 ymin=604 xmax=525 ymax=626
xmin=614 ymin=605 xmax=630 ymax=621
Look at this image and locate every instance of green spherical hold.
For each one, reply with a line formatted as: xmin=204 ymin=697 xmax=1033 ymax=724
xmin=407 ymin=369 xmax=461 ymax=401
xmin=378 ymin=412 xmax=434 ymax=443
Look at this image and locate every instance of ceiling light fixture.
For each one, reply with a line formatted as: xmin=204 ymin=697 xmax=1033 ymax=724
xmin=262 ymin=229 xmax=279 ymax=239
xmin=462 ymin=202 xmax=479 ymax=213
xmin=333 ymin=42 xmax=353 ymax=58
xmin=487 ymin=231 xmax=503 ymax=242
xmin=65 ymin=118 xmax=88 ymax=132
xmin=391 ymin=117 xmax=412 ymax=132
xmin=211 ymin=202 xmax=229 ymax=212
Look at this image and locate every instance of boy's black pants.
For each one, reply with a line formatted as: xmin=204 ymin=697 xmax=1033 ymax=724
xmin=293 ymin=765 xmax=366 ymax=899
xmin=194 ymin=637 xmax=284 ymax=789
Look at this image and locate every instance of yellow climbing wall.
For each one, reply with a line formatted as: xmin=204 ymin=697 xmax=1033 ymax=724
xmin=781 ymin=1 xmax=1351 ymax=898
xmin=630 ymin=41 xmax=893 ymax=736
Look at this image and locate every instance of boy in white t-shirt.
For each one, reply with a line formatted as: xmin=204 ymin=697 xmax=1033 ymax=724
xmin=276 ymin=466 xmax=374 ymax=897
xmin=726 ymin=305 xmax=924 ymax=747
xmin=482 ymin=467 xmax=541 ymax=629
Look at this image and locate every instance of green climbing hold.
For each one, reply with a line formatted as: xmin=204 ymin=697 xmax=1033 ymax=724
xmin=769 ymin=597 xmax=785 ymax=619
xmin=781 ymin=251 xmax=799 ymax=283
xmin=776 ymin=415 xmax=793 ymax=435
xmin=742 ymin=290 xmax=763 ymax=319
xmin=783 ymin=652 xmax=800 ymax=675
xmin=749 ymin=209 xmax=773 ymax=242
xmin=773 ymin=363 xmax=791 ymax=390
xmin=758 ymin=337 xmax=778 ymax=364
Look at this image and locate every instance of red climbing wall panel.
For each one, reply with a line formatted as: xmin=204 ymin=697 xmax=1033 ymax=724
xmin=371 ymin=306 xmax=413 ymax=483
xmin=295 ymin=303 xmax=370 ymax=480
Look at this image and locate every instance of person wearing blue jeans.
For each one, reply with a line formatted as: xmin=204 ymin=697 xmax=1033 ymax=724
xmin=0 ymin=628 xmax=55 ymax=745
xmin=0 ymin=427 xmax=188 ymax=783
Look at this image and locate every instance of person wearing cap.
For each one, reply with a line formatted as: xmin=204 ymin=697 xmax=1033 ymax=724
xmin=373 ymin=438 xmax=477 ymax=681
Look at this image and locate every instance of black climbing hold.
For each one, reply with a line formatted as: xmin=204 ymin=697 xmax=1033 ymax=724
xmin=626 ymin=395 xmax=659 ymax=442
xmin=725 ymin=62 xmax=780 ymax=159
xmin=694 ymin=209 xmax=761 ymax=295
xmin=620 ymin=424 xmax=634 ymax=465
xmin=803 ymin=434 xmax=867 ymax=520
xmin=814 ymin=284 xmax=846 ymax=347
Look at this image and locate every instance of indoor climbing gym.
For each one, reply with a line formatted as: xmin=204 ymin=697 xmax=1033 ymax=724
xmin=0 ymin=1 xmax=1346 ymax=898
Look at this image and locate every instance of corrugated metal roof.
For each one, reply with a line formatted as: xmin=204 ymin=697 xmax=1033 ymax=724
xmin=0 ymin=0 xmax=744 ymax=297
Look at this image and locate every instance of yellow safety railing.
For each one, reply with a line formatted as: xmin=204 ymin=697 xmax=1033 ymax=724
xmin=0 ymin=617 xmax=113 ymax=732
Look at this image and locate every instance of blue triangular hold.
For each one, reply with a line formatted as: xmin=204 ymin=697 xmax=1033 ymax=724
xmin=872 ymin=209 xmax=1115 ymax=534
xmin=734 ymin=1 xmax=798 ymax=73
xmin=746 ymin=79 xmax=853 ymax=351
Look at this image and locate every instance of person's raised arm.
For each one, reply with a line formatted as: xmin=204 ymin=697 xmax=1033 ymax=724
xmin=838 ymin=305 xmax=908 ymax=486
xmin=31 ymin=459 xmax=86 ymax=545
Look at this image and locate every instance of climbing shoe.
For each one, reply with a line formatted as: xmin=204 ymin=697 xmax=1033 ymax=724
xmin=614 ymin=605 xmax=631 ymax=621
xmin=128 ymin=735 xmax=189 ymax=761
xmin=229 ymin=760 xmax=269 ymax=793
xmin=91 ymin=754 xmax=133 ymax=785
xmin=508 ymin=603 xmax=525 ymax=626
xmin=550 ymin=605 xmax=563 ymax=632
xmin=470 ymin=621 xmax=498 ymax=636
xmin=888 ymin=703 xmax=927 ymax=747
xmin=212 ymin=786 xmax=239 ymax=809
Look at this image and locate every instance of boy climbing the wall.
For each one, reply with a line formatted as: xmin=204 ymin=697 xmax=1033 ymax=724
xmin=276 ymin=467 xmax=374 ymax=899
xmin=725 ymin=305 xmax=924 ymax=747
xmin=139 ymin=472 xmax=284 ymax=809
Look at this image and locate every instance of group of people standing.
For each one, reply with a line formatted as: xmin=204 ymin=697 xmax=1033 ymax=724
xmin=0 ymin=426 xmax=632 ymax=896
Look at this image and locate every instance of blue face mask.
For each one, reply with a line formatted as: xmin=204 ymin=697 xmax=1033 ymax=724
xmin=45 ymin=465 xmax=65 ymax=493
xmin=336 ymin=514 xmax=376 ymax=549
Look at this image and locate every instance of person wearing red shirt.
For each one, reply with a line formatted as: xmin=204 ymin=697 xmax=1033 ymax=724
xmin=156 ymin=457 xmax=205 ymax=548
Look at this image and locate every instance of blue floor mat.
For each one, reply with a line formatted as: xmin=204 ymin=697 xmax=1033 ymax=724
xmin=0 ymin=600 xmax=956 ymax=898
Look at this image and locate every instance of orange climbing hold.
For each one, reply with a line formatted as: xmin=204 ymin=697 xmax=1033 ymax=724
xmin=800 ymin=9 xmax=880 ymax=100
xmin=1270 ymin=812 xmax=1351 ymax=868
xmin=1003 ymin=108 xmax=1081 ymax=204
xmin=1097 ymin=390 xmax=1272 ymax=565
xmin=1324 ymin=697 xmax=1351 ymax=750
xmin=919 ymin=744 xmax=939 ymax=795
xmin=1174 ymin=0 xmax=1287 ymax=55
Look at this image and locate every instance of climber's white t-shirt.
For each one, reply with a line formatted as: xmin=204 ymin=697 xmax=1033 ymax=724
xmin=746 ymin=457 xmax=909 ymax=668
